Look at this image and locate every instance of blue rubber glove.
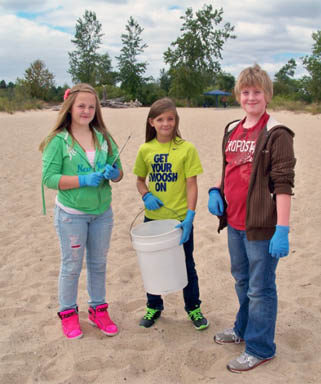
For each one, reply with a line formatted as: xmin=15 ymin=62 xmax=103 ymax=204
xmin=269 ymin=225 xmax=290 ymax=258
xmin=208 ymin=188 xmax=224 ymax=216
xmin=175 ymin=209 xmax=195 ymax=245
xmin=78 ymin=172 xmax=104 ymax=187
xmin=142 ymin=192 xmax=164 ymax=210
xmin=103 ymin=164 xmax=120 ymax=180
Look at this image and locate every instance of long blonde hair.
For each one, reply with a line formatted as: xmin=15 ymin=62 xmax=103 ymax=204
xmin=39 ymin=83 xmax=115 ymax=153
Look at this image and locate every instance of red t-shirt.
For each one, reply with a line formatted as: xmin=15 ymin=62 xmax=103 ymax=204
xmin=224 ymin=112 xmax=269 ymax=230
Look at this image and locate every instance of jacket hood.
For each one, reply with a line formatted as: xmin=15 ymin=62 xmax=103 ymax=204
xmin=227 ymin=116 xmax=294 ymax=137
xmin=56 ymin=128 xmax=106 ymax=145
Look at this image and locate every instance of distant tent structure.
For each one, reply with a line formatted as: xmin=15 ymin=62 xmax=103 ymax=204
xmin=204 ymin=89 xmax=231 ymax=107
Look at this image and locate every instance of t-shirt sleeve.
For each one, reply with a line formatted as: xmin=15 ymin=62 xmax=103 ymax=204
xmin=133 ymin=146 xmax=148 ymax=178
xmin=184 ymin=143 xmax=203 ymax=178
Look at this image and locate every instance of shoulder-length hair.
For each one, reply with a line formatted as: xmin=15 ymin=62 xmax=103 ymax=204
xmin=145 ymin=97 xmax=182 ymax=143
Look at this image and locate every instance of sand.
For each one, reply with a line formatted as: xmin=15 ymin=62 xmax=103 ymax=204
xmin=0 ymin=107 xmax=320 ymax=384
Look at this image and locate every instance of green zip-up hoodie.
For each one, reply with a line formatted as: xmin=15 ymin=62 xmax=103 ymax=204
xmin=41 ymin=129 xmax=122 ymax=215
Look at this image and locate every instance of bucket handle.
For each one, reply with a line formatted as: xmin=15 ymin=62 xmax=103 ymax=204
xmin=130 ymin=206 xmax=182 ymax=234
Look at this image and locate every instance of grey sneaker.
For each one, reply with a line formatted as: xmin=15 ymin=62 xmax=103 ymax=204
xmin=227 ymin=352 xmax=274 ymax=373
xmin=214 ymin=328 xmax=244 ymax=344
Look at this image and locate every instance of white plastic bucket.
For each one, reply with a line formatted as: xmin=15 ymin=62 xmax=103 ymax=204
xmin=131 ymin=219 xmax=187 ymax=295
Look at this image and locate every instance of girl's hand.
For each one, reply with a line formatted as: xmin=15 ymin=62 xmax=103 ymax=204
xmin=175 ymin=209 xmax=195 ymax=245
xmin=104 ymin=164 xmax=120 ymax=180
xmin=142 ymin=192 xmax=163 ymax=210
xmin=78 ymin=172 xmax=104 ymax=187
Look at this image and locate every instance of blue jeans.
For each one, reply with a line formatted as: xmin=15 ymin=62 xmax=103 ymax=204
xmin=144 ymin=217 xmax=201 ymax=313
xmin=227 ymin=225 xmax=279 ymax=359
xmin=54 ymin=205 xmax=113 ymax=312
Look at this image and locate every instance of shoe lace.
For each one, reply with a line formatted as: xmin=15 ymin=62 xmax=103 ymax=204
xmin=144 ymin=308 xmax=158 ymax=320
xmin=238 ymin=352 xmax=257 ymax=366
xmin=95 ymin=307 xmax=113 ymax=325
xmin=62 ymin=313 xmax=79 ymax=332
xmin=224 ymin=328 xmax=242 ymax=343
xmin=188 ymin=308 xmax=203 ymax=321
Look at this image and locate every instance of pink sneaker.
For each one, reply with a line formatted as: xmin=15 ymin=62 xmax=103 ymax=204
xmin=88 ymin=303 xmax=118 ymax=336
xmin=57 ymin=308 xmax=83 ymax=339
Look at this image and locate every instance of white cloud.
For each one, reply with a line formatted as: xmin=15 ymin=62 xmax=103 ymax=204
xmin=0 ymin=0 xmax=320 ymax=85
xmin=0 ymin=14 xmax=73 ymax=84
xmin=236 ymin=22 xmax=274 ymax=38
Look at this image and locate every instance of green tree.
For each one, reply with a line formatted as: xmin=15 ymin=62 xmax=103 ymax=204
xmin=68 ymin=10 xmax=113 ymax=86
xmin=116 ymin=16 xmax=148 ymax=99
xmin=0 ymin=80 xmax=6 ymax=89
xmin=273 ymin=59 xmax=298 ymax=96
xmin=295 ymin=76 xmax=313 ymax=103
xmin=96 ymin=54 xmax=118 ymax=86
xmin=140 ymin=82 xmax=167 ymax=105
xmin=302 ymin=30 xmax=321 ymax=102
xmin=215 ymin=71 xmax=235 ymax=92
xmin=275 ymin=59 xmax=297 ymax=82
xmin=20 ymin=59 xmax=55 ymax=100
xmin=159 ymin=69 xmax=171 ymax=94
xmin=164 ymin=4 xmax=235 ymax=103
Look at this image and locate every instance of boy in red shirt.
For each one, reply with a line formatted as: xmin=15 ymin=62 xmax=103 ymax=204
xmin=208 ymin=64 xmax=296 ymax=372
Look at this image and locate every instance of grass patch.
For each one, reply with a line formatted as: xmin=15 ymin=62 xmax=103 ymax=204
xmin=0 ymin=97 xmax=43 ymax=114
xmin=0 ymin=91 xmax=320 ymax=115
xmin=269 ymin=96 xmax=321 ymax=114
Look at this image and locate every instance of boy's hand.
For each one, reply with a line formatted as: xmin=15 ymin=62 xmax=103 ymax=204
xmin=269 ymin=225 xmax=289 ymax=258
xmin=208 ymin=188 xmax=224 ymax=216
xmin=175 ymin=209 xmax=195 ymax=245
xmin=78 ymin=172 xmax=104 ymax=187
xmin=104 ymin=164 xmax=120 ymax=180
xmin=142 ymin=192 xmax=163 ymax=210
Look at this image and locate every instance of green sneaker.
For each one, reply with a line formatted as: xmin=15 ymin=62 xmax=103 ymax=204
xmin=139 ymin=307 xmax=161 ymax=328
xmin=188 ymin=307 xmax=209 ymax=330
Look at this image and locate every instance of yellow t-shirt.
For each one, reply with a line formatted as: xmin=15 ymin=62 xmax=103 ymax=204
xmin=133 ymin=137 xmax=203 ymax=220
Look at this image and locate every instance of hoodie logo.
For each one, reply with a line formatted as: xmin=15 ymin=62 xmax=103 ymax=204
xmin=101 ymin=141 xmax=108 ymax=153
xmin=66 ymin=143 xmax=77 ymax=160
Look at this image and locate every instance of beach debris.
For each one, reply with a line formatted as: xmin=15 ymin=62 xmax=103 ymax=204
xmin=51 ymin=98 xmax=142 ymax=111
xmin=100 ymin=98 xmax=142 ymax=108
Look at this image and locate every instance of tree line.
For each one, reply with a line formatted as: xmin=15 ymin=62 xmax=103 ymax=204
xmin=1 ymin=5 xmax=321 ymax=113
xmin=0 ymin=5 xmax=236 ymax=110
xmin=273 ymin=30 xmax=321 ymax=103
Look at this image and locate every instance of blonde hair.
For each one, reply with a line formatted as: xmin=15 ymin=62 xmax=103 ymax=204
xmin=39 ymin=83 xmax=115 ymax=153
xmin=234 ymin=64 xmax=273 ymax=103
xmin=145 ymin=97 xmax=182 ymax=142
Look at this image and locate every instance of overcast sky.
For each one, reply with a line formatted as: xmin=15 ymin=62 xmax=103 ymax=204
xmin=1 ymin=0 xmax=320 ymax=86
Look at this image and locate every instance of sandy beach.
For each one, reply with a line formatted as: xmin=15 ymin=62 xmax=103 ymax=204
xmin=0 ymin=107 xmax=320 ymax=384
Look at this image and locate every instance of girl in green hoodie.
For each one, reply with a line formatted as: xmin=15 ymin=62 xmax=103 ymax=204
xmin=40 ymin=83 xmax=123 ymax=339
